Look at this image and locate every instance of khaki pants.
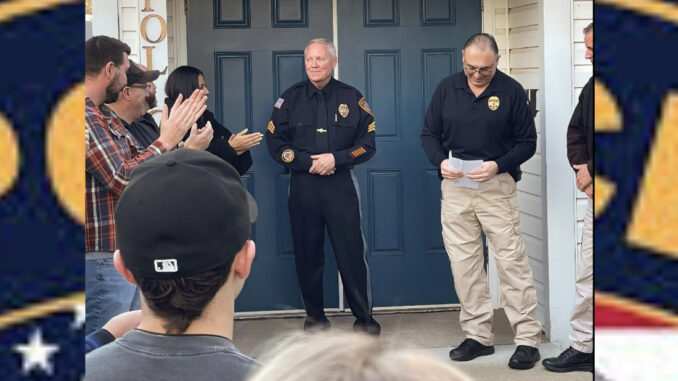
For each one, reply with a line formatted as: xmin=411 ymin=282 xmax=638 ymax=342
xmin=441 ymin=173 xmax=542 ymax=347
xmin=569 ymin=198 xmax=593 ymax=353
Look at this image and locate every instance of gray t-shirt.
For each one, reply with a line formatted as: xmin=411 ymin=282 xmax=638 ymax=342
xmin=85 ymin=329 xmax=258 ymax=381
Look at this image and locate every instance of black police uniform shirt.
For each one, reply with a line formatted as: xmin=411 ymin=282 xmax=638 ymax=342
xmin=267 ymin=77 xmax=376 ymax=171
xmin=421 ymin=69 xmax=536 ymax=182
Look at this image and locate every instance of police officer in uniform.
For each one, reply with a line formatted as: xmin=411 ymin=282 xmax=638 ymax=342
xmin=266 ymin=38 xmax=380 ymax=335
xmin=421 ymin=33 xmax=542 ymax=369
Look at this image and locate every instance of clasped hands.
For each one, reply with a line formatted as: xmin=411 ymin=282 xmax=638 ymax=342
xmin=309 ymin=153 xmax=335 ymax=176
xmin=573 ymin=164 xmax=593 ymax=199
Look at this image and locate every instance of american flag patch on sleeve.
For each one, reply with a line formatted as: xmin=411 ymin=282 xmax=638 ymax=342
xmin=274 ymin=98 xmax=284 ymax=109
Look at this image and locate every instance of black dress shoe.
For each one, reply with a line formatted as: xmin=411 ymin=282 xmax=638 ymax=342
xmin=542 ymin=347 xmax=593 ymax=373
xmin=353 ymin=318 xmax=381 ymax=336
xmin=303 ymin=316 xmax=330 ymax=331
xmin=448 ymin=338 xmax=495 ymax=361
xmin=509 ymin=345 xmax=540 ymax=369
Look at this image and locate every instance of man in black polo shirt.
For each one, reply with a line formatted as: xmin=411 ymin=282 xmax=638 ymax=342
xmin=266 ymin=38 xmax=380 ymax=335
xmin=421 ymin=33 xmax=541 ymax=369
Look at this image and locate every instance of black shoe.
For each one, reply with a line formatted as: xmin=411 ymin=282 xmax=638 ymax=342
xmin=542 ymin=347 xmax=593 ymax=373
xmin=509 ymin=345 xmax=540 ymax=369
xmin=449 ymin=338 xmax=495 ymax=361
xmin=303 ymin=316 xmax=330 ymax=331
xmin=353 ymin=318 xmax=381 ymax=336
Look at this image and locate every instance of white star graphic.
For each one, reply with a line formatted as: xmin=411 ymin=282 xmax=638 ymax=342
xmin=72 ymin=303 xmax=86 ymax=329
xmin=13 ymin=328 xmax=59 ymax=375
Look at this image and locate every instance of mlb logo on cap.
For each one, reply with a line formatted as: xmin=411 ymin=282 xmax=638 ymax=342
xmin=154 ymin=259 xmax=178 ymax=273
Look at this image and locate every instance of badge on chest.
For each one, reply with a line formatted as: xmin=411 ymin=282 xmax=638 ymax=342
xmin=488 ymin=96 xmax=500 ymax=111
xmin=338 ymin=104 xmax=349 ymax=118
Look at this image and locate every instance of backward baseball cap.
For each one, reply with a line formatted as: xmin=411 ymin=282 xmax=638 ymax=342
xmin=115 ymin=149 xmax=257 ymax=279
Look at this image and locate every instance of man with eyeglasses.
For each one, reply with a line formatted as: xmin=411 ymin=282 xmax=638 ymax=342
xmin=421 ymin=33 xmax=541 ymax=369
xmin=109 ymin=61 xmax=212 ymax=151
xmin=124 ymin=62 xmax=162 ymax=149
xmin=106 ymin=60 xmax=159 ymax=136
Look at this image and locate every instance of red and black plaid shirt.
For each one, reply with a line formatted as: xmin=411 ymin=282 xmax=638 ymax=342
xmin=85 ymin=97 xmax=167 ymax=252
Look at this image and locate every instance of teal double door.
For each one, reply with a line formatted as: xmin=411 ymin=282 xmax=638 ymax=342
xmin=187 ymin=0 xmax=481 ymax=312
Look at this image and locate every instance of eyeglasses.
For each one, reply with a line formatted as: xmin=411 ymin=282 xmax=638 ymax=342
xmin=128 ymin=84 xmax=152 ymax=93
xmin=463 ymin=64 xmax=494 ymax=75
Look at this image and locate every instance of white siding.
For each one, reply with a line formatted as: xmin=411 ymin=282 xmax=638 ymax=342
xmin=572 ymin=0 xmax=592 ymax=261
xmin=507 ymin=0 xmax=548 ymax=332
xmin=119 ymin=1 xmax=141 ymax=63
xmin=484 ymin=0 xmax=547 ymax=330
xmin=166 ymin=0 xmax=178 ymax=73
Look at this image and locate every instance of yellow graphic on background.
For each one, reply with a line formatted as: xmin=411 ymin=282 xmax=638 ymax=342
xmin=595 ymin=79 xmax=622 ymax=132
xmin=597 ymin=0 xmax=678 ymax=27
xmin=0 ymin=293 xmax=84 ymax=330
xmin=594 ymin=80 xmax=621 ymax=217
xmin=627 ymin=94 xmax=678 ymax=258
xmin=595 ymin=177 xmax=616 ymax=220
xmin=47 ymin=83 xmax=85 ymax=225
xmin=0 ymin=0 xmax=81 ymax=25
xmin=0 ymin=112 xmax=19 ymax=198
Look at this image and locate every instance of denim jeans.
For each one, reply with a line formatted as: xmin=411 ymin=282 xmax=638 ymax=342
xmin=85 ymin=255 xmax=140 ymax=335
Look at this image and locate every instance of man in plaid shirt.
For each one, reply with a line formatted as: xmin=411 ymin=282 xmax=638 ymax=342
xmin=85 ymin=35 xmax=207 ymax=335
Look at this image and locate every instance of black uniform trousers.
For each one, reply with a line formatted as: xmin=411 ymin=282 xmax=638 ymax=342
xmin=289 ymin=169 xmax=373 ymax=321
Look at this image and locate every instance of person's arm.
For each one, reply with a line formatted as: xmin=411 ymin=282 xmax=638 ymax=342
xmin=85 ymin=328 xmax=115 ymax=354
xmin=567 ymin=78 xmax=593 ymax=174
xmin=330 ymin=96 xmax=377 ymax=168
xmin=493 ymin=86 xmax=537 ymax=174
xmin=85 ymin=310 xmax=142 ymax=353
xmin=85 ymin=109 xmax=167 ymax=196
xmin=421 ymin=83 xmax=448 ymax=169
xmin=266 ymin=96 xmax=314 ymax=171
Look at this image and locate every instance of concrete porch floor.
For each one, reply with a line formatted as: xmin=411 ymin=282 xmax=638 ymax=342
xmin=233 ymin=309 xmax=592 ymax=381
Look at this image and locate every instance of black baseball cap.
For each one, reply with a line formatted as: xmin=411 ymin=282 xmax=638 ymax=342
xmin=115 ymin=149 xmax=257 ymax=279
xmin=126 ymin=60 xmax=160 ymax=86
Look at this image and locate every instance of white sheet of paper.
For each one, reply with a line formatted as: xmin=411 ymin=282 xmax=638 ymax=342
xmin=448 ymin=153 xmax=482 ymax=189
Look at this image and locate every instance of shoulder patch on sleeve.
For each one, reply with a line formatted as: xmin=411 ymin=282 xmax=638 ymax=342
xmin=274 ymin=98 xmax=284 ymax=109
xmin=358 ymin=97 xmax=373 ymax=116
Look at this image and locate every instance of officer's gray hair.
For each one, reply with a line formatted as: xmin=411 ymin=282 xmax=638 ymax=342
xmin=583 ymin=22 xmax=593 ymax=35
xmin=305 ymin=38 xmax=337 ymax=59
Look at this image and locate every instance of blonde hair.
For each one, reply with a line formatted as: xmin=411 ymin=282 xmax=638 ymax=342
xmin=248 ymin=331 xmax=473 ymax=381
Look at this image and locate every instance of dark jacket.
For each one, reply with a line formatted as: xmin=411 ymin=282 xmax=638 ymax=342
xmin=126 ymin=113 xmax=160 ymax=150
xmin=567 ymin=76 xmax=593 ymax=175
xmin=266 ymin=78 xmax=376 ymax=172
xmin=165 ymin=98 xmax=253 ymax=175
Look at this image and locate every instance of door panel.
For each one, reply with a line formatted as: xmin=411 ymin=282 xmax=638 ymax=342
xmin=338 ymin=0 xmax=482 ymax=306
